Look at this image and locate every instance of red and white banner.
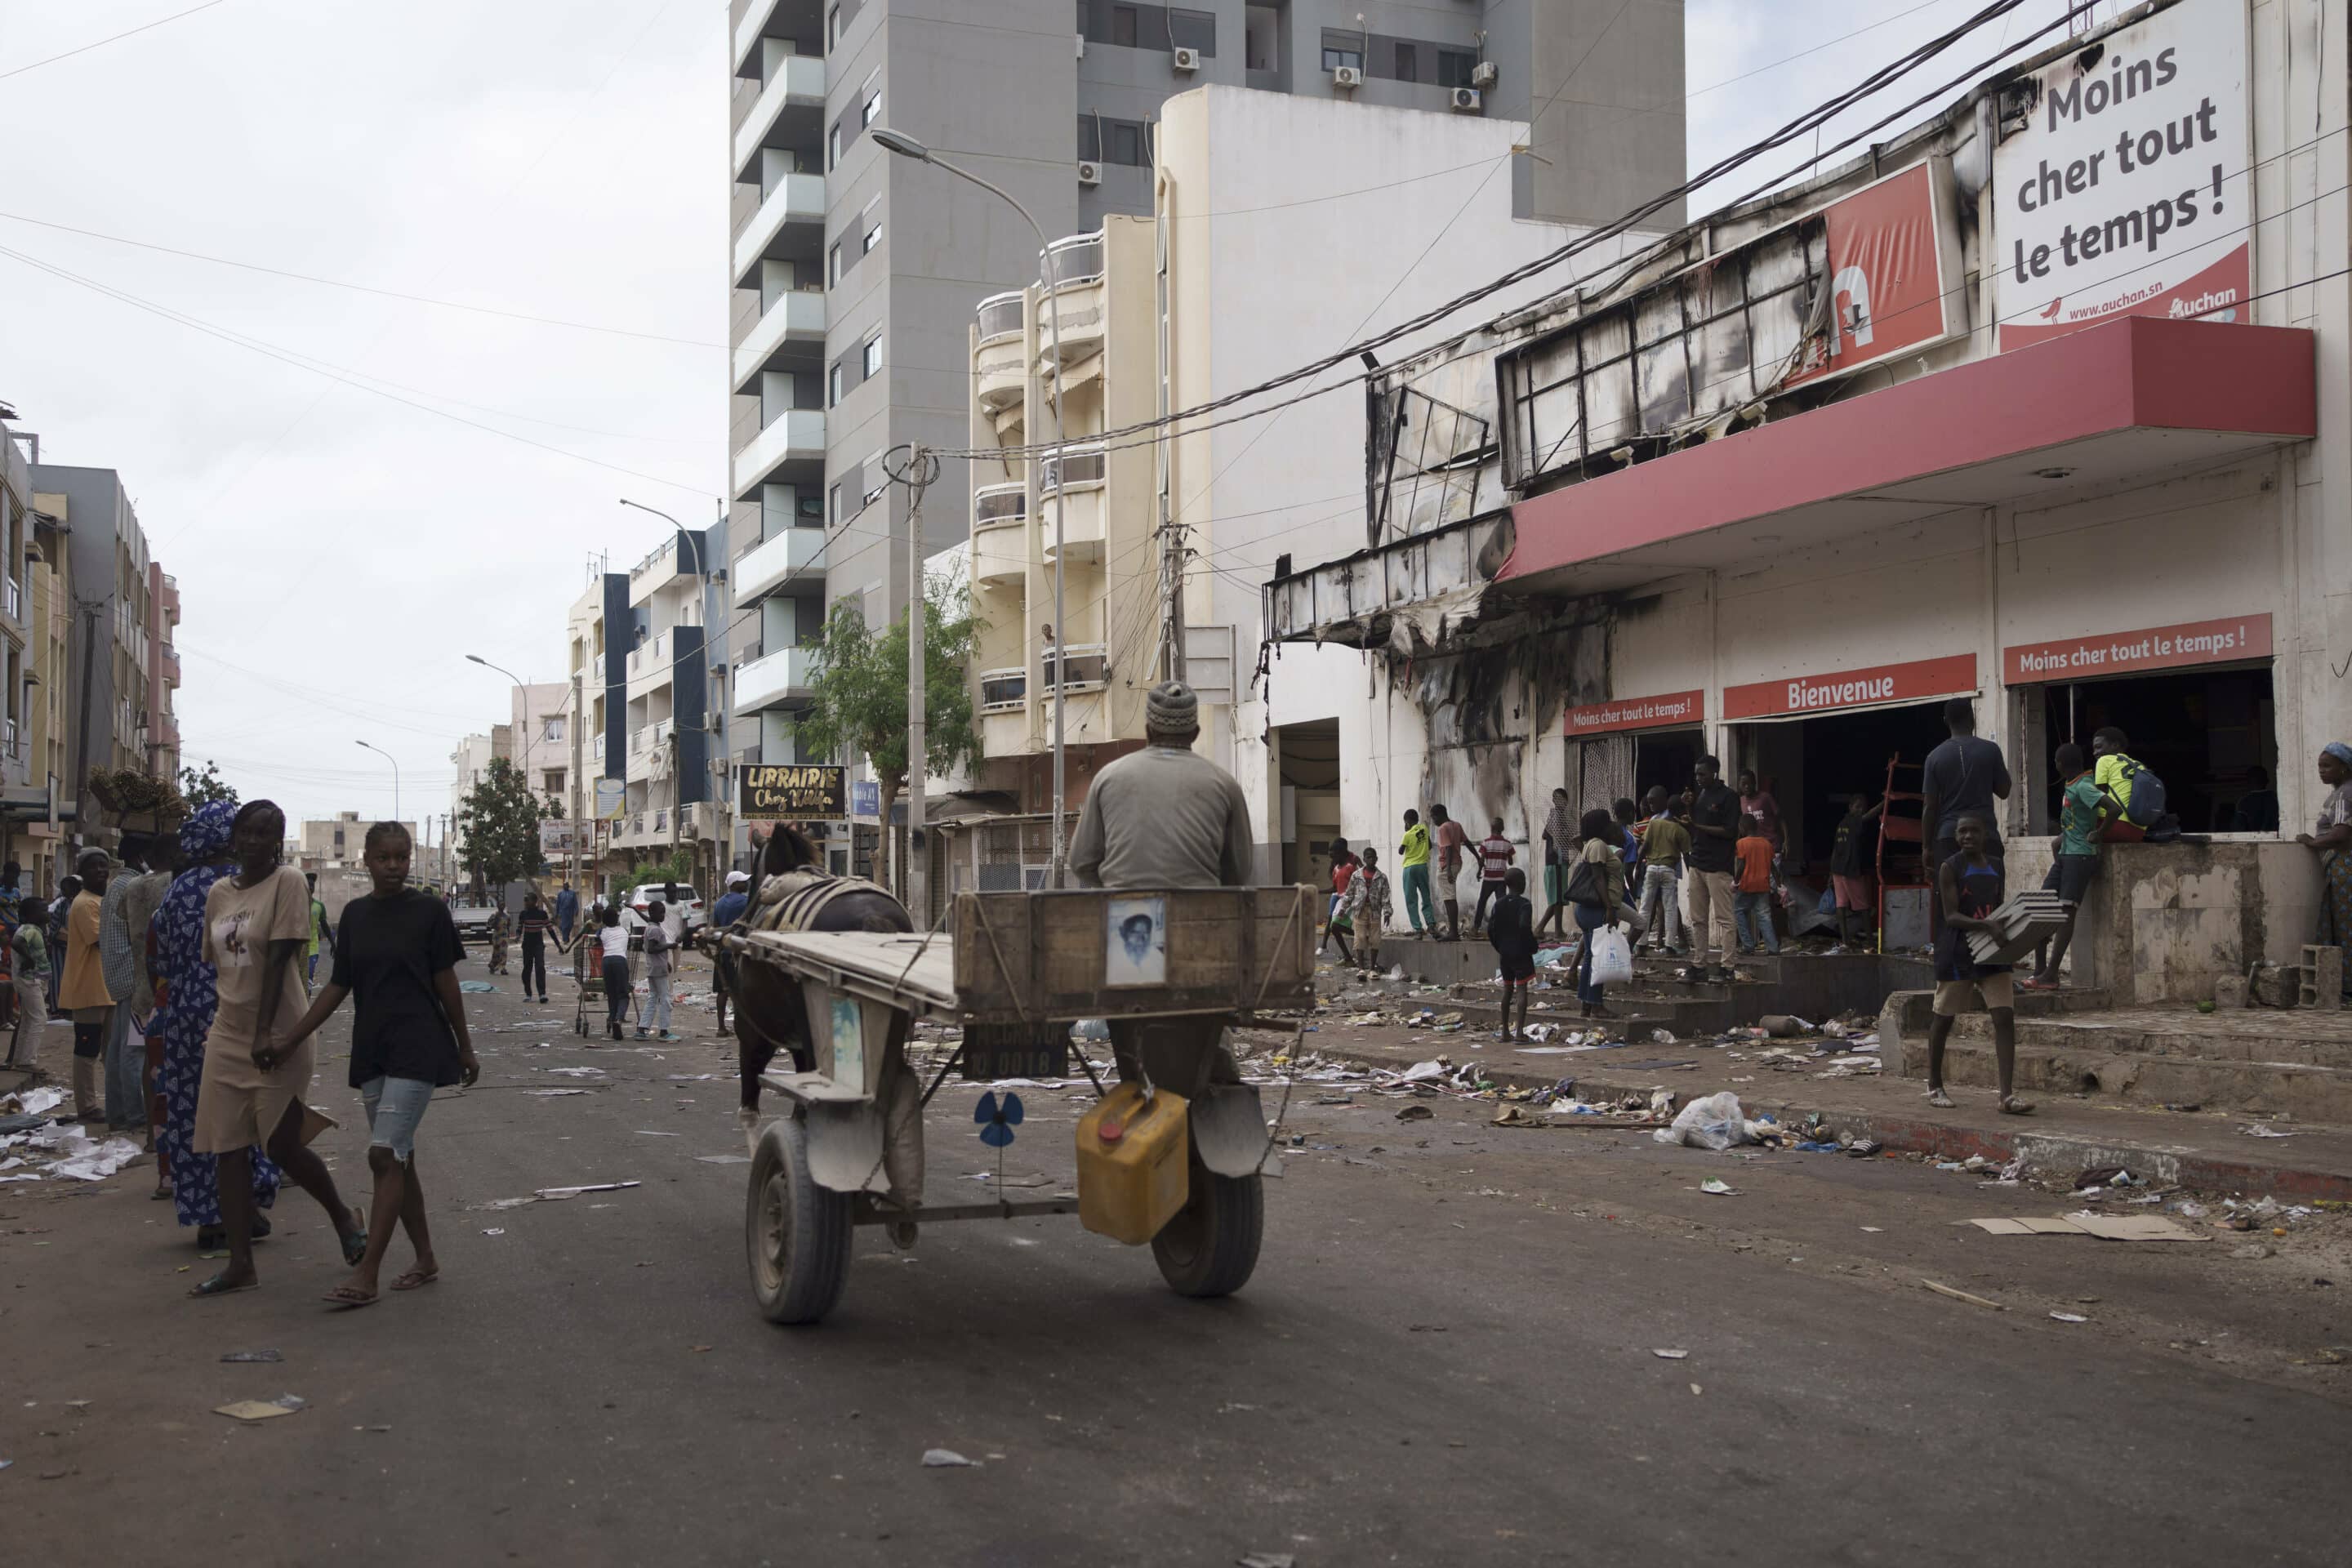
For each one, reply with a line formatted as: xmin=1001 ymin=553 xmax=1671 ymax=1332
xmin=1723 ymin=654 xmax=1978 ymax=720
xmin=2003 ymin=612 xmax=2272 ymax=684
xmin=1996 ymin=0 xmax=2252 ymax=350
xmin=1565 ymin=690 xmax=1704 ymax=737
xmin=1787 ymin=160 xmax=1967 ymax=389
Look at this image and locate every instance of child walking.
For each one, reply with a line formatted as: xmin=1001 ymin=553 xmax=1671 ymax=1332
xmin=1486 ymin=867 xmax=1537 ymax=1040
xmin=1472 ymin=818 xmax=1515 ymax=933
xmin=1345 ymin=848 xmax=1392 ymax=979
xmin=1732 ymin=814 xmax=1780 ymax=956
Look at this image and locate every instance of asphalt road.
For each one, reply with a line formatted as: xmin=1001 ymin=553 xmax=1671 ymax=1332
xmin=5 ymin=951 xmax=2350 ymax=1566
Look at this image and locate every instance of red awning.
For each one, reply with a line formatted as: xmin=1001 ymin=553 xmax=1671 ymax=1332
xmin=1500 ymin=316 xmax=2317 ymax=593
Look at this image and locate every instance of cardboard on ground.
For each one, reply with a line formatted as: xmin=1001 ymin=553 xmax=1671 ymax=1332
xmin=1966 ymin=1214 xmax=2203 ymax=1241
xmin=214 ymin=1400 xmax=301 ymax=1422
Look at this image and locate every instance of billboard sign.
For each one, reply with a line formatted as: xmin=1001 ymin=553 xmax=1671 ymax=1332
xmin=1723 ymin=653 xmax=1978 ymax=720
xmin=1995 ymin=0 xmax=2252 ymax=349
xmin=593 ymin=778 xmax=626 ymax=822
xmin=850 ymin=778 xmax=881 ymax=824
xmin=539 ymin=822 xmax=581 ymax=856
xmin=737 ymin=764 xmax=848 ymax=821
xmin=2004 ymin=612 xmax=2272 ymax=684
xmin=1785 ymin=159 xmax=1968 ymax=389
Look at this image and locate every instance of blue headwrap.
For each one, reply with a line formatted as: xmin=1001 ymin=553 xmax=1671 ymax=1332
xmin=2325 ymin=742 xmax=2352 ymax=769
xmin=177 ymin=798 xmax=238 ymax=860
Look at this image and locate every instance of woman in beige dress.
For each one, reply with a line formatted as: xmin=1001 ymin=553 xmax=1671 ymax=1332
xmin=188 ymin=800 xmax=366 ymax=1298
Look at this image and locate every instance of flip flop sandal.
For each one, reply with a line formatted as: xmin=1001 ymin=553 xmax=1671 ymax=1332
xmin=390 ymin=1268 xmax=439 ymax=1292
xmin=188 ymin=1273 xmax=257 ymax=1298
xmin=1998 ymin=1097 xmax=2038 ymax=1116
xmin=1925 ymin=1089 xmax=1956 ymax=1108
xmin=339 ymin=1227 xmax=369 ymax=1267
xmin=321 ymin=1285 xmax=378 ymax=1310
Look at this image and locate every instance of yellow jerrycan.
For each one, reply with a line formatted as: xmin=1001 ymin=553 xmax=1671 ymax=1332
xmin=1075 ymin=1081 xmax=1190 ymax=1245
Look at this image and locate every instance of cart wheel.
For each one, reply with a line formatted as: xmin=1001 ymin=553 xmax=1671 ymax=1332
xmin=1152 ymin=1159 xmax=1263 ymax=1300
xmin=746 ymin=1115 xmax=853 ymax=1325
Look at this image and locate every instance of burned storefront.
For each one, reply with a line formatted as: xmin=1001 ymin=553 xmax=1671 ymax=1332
xmin=1262 ymin=0 xmax=2343 ymax=999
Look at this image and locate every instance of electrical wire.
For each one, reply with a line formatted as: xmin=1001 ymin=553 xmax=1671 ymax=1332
xmin=0 ymin=209 xmax=724 ymax=349
xmin=933 ymin=0 xmax=2070 ymax=466
xmin=0 ymin=0 xmax=229 ymax=82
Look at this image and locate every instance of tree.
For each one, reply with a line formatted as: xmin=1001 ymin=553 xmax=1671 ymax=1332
xmin=179 ymin=760 xmax=237 ymax=809
xmin=795 ymin=571 xmax=982 ymax=891
xmin=457 ymin=755 xmax=559 ymax=890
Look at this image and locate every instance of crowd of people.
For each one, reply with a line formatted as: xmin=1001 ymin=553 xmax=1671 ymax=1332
xmin=1312 ymin=701 xmax=2352 ymax=1046
xmin=0 ymin=802 xmax=770 ymax=1306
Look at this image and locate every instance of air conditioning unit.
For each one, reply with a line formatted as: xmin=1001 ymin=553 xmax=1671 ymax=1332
xmin=1471 ymin=60 xmax=1497 ymax=88
xmin=1077 ymin=160 xmax=1102 ymax=186
xmin=1331 ymin=65 xmax=1362 ymax=90
xmin=1450 ymin=87 xmax=1482 ymax=112
xmin=1074 ymin=32 xmax=1085 ymax=60
xmin=1172 ymin=46 xmax=1200 ymax=73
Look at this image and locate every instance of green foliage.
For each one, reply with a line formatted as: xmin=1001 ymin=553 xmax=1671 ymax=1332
xmin=177 ymin=760 xmax=237 ymax=809
xmin=458 ymin=756 xmax=559 ymax=889
xmin=635 ymin=848 xmax=696 ymax=888
xmin=793 ymin=572 xmax=981 ymax=889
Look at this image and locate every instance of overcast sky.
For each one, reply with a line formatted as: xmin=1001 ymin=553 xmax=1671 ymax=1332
xmin=0 ymin=0 xmax=2095 ymax=831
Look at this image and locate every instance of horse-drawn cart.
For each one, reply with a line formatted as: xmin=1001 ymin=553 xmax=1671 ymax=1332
xmin=724 ymin=885 xmax=1316 ymax=1325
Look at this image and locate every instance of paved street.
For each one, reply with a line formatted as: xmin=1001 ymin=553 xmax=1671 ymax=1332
xmin=6 ymin=949 xmax=2351 ymax=1566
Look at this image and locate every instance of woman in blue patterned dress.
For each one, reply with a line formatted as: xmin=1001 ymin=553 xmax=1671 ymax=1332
xmin=155 ymin=800 xmax=282 ymax=1245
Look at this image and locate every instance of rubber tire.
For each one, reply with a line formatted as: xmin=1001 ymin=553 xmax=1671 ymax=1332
xmin=1152 ymin=1160 xmax=1263 ymax=1299
xmin=746 ymin=1115 xmax=854 ymax=1325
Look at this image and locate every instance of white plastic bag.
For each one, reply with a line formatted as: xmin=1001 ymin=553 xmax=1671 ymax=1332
xmin=1587 ymin=924 xmax=1634 ymax=987
xmin=1651 ymin=1090 xmax=1753 ymax=1151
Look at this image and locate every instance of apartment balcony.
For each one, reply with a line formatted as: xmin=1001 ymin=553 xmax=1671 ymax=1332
xmin=731 ymin=0 xmax=791 ymax=76
xmin=159 ymin=644 xmax=180 ymax=687
xmin=970 ymin=483 xmax=1027 ymax=589
xmin=731 ymin=408 xmax=826 ymax=500
xmin=981 ymin=707 xmax=1030 ymax=758
xmin=731 ymin=54 xmax=825 ymax=182
xmin=733 ymin=525 xmax=825 ymax=606
xmin=626 ymin=717 xmax=679 ymax=784
xmin=731 ymin=172 xmax=826 ymax=287
xmin=733 ymin=644 xmax=816 ymax=715
xmin=973 ymin=292 xmax=1027 ymax=413
xmin=1037 ymin=448 xmax=1108 ymax=565
xmin=1037 ymin=233 xmax=1107 ymax=372
xmin=731 ymin=288 xmax=826 ymax=394
xmin=1042 ymin=642 xmax=1108 ymax=695
xmin=978 ymin=666 xmax=1027 ymax=713
xmin=160 ymin=573 xmax=180 ymax=624
xmin=610 ymin=809 xmax=678 ymax=850
xmin=626 ymin=630 xmax=680 ymax=697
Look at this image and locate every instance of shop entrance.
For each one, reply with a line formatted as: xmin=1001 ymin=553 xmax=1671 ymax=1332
xmin=1275 ymin=718 xmax=1341 ymax=882
xmin=1735 ymin=700 xmax=1952 ymax=875
xmin=1633 ymin=728 xmax=1702 ymax=808
xmin=2026 ymin=663 xmax=2275 ymax=833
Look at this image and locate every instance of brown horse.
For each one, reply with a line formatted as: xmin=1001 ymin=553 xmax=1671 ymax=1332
xmin=730 ymin=826 xmax=914 ymax=1128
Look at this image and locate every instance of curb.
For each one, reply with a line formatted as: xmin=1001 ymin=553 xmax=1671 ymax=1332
xmin=1299 ymin=1040 xmax=2352 ymax=1201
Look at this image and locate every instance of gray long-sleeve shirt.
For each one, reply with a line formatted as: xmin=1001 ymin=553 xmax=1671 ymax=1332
xmin=1070 ymin=746 xmax=1255 ymax=889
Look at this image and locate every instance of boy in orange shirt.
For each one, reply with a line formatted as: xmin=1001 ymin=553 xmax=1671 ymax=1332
xmin=1732 ymin=814 xmax=1780 ymax=956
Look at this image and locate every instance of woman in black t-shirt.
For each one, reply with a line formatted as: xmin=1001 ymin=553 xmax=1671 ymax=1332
xmin=278 ymin=821 xmax=478 ymax=1308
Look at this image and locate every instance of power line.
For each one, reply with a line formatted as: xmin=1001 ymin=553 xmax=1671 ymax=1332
xmin=942 ymin=0 xmax=2069 ymax=466
xmin=0 ymin=0 xmax=229 ymax=82
xmin=0 ymin=209 xmax=724 ymax=349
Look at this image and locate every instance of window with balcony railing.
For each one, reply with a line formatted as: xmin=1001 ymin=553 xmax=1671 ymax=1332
xmin=1040 ymin=448 xmax=1107 ymax=495
xmin=978 ymin=669 xmax=1026 ymax=711
xmin=975 ymin=292 xmax=1024 ymax=344
xmin=1042 ymin=643 xmax=1108 ymax=692
xmin=1042 ymin=233 xmax=1106 ymax=288
xmin=974 ymin=485 xmax=1027 ymax=527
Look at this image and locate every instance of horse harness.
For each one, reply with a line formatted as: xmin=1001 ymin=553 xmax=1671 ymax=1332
xmin=744 ymin=869 xmax=894 ymax=937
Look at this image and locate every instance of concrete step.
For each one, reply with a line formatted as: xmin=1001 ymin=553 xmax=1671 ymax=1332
xmin=1900 ymin=1035 xmax=2352 ymax=1121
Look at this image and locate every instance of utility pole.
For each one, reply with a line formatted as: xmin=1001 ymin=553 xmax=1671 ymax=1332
xmin=571 ymin=669 xmax=586 ymax=897
xmin=70 ymin=598 xmax=101 ymax=849
xmin=901 ymin=449 xmax=938 ymax=926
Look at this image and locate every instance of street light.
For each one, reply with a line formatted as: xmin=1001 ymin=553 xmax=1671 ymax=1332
xmin=873 ymin=125 xmax=1071 ymax=887
xmin=354 ymin=739 xmax=399 ymax=822
xmin=618 ymin=498 xmax=705 ymax=618
xmin=465 ymin=653 xmax=538 ymax=783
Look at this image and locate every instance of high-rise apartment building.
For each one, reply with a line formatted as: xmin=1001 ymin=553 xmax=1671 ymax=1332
xmin=724 ymin=0 xmax=1684 ymax=773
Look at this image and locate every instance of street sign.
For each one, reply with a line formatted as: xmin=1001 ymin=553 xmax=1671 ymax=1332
xmin=738 ymin=764 xmax=848 ymax=821
xmin=850 ymin=778 xmax=880 ymax=823
xmin=594 ymin=778 xmax=626 ymax=822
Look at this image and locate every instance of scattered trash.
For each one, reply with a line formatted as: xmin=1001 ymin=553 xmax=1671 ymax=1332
xmin=1699 ymin=1178 xmax=1737 ymax=1196
xmin=922 ymin=1448 xmax=978 ymax=1468
xmin=1652 ymin=1091 xmax=1753 ymax=1151
xmin=2049 ymin=1312 xmax=2090 ymax=1324
xmin=1921 ymin=1280 xmax=2004 ymax=1311
xmin=1238 ymin=1555 xmax=1298 ymax=1568
xmin=0 ymin=1086 xmax=65 ymax=1117
xmin=2238 ymin=1124 xmax=2297 ymax=1138
xmin=523 ymin=1089 xmax=591 ymax=1098
xmin=2074 ymin=1166 xmax=2133 ymax=1191
xmin=1650 ymin=1029 xmax=1677 ymax=1045
xmin=1967 ymin=1214 xmax=2202 ymax=1242
xmin=1395 ymin=1104 xmax=1434 ymax=1122
xmin=696 ymin=1154 xmax=753 ymax=1165
xmin=1651 ymin=1348 xmax=1688 ymax=1360
xmin=458 ymin=981 xmax=499 ymax=993
xmin=535 ymin=1182 xmax=641 ymax=1200
xmin=220 ymin=1350 xmax=283 ymax=1364
xmin=482 ymin=1228 xmax=506 ymax=1236
xmin=214 ymin=1394 xmax=307 ymax=1423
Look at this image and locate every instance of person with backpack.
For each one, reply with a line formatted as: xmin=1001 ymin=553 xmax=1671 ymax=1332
xmin=2024 ymin=742 xmax=2111 ymax=991
xmin=2091 ymin=727 xmax=2167 ymax=841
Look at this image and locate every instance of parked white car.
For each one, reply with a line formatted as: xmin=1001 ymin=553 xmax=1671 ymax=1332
xmin=621 ymin=883 xmax=706 ymax=950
